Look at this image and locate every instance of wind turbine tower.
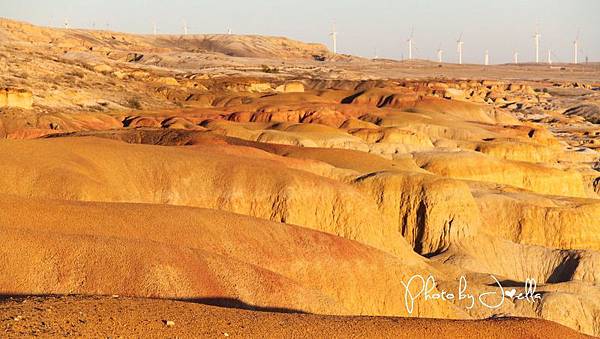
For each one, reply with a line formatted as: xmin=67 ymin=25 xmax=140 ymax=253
xmin=533 ymin=27 xmax=541 ymax=63
xmin=547 ymin=49 xmax=552 ymax=64
xmin=182 ymin=19 xmax=188 ymax=35
xmin=329 ymin=23 xmax=338 ymax=54
xmin=573 ymin=31 xmax=580 ymax=64
xmin=437 ymin=45 xmax=444 ymax=63
xmin=64 ymin=19 xmax=70 ymax=29
xmin=513 ymin=50 xmax=519 ymax=64
xmin=153 ymin=22 xmax=157 ymax=35
xmin=407 ymin=28 xmax=414 ymax=60
xmin=484 ymin=49 xmax=489 ymax=65
xmin=227 ymin=28 xmax=232 ymax=35
xmin=456 ymin=33 xmax=464 ymax=64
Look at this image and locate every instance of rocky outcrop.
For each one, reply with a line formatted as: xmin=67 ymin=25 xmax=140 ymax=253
xmin=0 ymin=87 xmax=33 ymax=108
xmin=276 ymin=82 xmax=305 ymax=93
xmin=474 ymin=189 xmax=600 ymax=251
xmin=354 ymin=171 xmax=480 ymax=255
xmin=0 ymin=137 xmax=413 ymax=258
xmin=0 ymin=194 xmax=461 ymax=318
xmin=564 ymin=104 xmax=600 ymax=124
xmin=414 ymin=151 xmax=590 ymax=198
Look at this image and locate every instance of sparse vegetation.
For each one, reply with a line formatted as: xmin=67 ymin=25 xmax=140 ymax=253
xmin=125 ymin=97 xmax=142 ymax=109
xmin=261 ymin=65 xmax=280 ymax=73
xmin=65 ymin=70 xmax=85 ymax=78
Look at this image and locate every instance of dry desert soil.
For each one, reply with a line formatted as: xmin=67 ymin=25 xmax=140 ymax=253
xmin=0 ymin=296 xmax=592 ymax=338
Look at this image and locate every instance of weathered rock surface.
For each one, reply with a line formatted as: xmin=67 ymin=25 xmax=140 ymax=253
xmin=0 ymin=193 xmax=462 ymax=318
xmin=0 ymin=87 xmax=32 ymax=108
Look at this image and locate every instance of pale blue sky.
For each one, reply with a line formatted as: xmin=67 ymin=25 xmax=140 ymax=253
xmin=2 ymin=0 xmax=599 ymax=64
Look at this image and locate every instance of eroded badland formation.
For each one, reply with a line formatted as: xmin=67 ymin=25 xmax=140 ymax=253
xmin=1 ymin=18 xmax=600 ymax=337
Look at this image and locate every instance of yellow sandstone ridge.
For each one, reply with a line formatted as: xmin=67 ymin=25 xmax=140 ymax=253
xmin=0 ymin=87 xmax=32 ymax=108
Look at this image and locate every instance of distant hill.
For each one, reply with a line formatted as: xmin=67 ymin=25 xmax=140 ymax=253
xmin=0 ymin=17 xmax=334 ymax=61
xmin=153 ymin=34 xmax=332 ymax=59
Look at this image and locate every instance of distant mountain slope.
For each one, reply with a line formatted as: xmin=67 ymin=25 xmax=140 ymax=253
xmin=0 ymin=17 xmax=333 ymax=60
xmin=153 ymin=34 xmax=332 ymax=59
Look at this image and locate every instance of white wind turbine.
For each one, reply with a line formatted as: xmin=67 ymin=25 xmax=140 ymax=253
xmin=407 ymin=27 xmax=414 ymax=60
xmin=153 ymin=21 xmax=157 ymax=35
xmin=437 ymin=44 xmax=444 ymax=63
xmin=547 ymin=49 xmax=552 ymax=64
xmin=484 ymin=49 xmax=489 ymax=65
xmin=64 ymin=18 xmax=70 ymax=29
xmin=573 ymin=30 xmax=580 ymax=64
xmin=329 ymin=22 xmax=338 ymax=54
xmin=182 ymin=19 xmax=188 ymax=35
xmin=533 ymin=26 xmax=541 ymax=63
xmin=456 ymin=33 xmax=464 ymax=64
xmin=513 ymin=50 xmax=519 ymax=64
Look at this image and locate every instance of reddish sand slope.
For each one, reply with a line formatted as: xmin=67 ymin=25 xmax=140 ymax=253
xmin=0 ymin=296 xmax=591 ymax=339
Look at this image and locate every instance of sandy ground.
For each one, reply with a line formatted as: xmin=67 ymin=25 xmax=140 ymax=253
xmin=0 ymin=296 xmax=592 ymax=338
